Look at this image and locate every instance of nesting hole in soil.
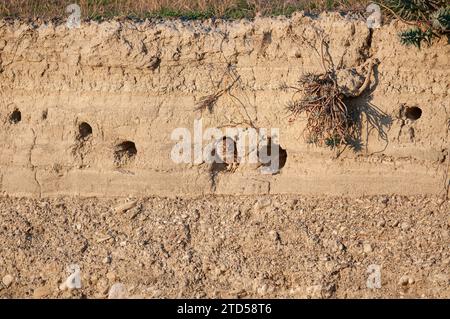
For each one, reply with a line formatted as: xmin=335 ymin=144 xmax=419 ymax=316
xmin=209 ymin=136 xmax=238 ymax=190
xmin=9 ymin=109 xmax=21 ymax=124
xmin=215 ymin=136 xmax=237 ymax=164
xmin=258 ymin=139 xmax=288 ymax=172
xmin=405 ymin=107 xmax=422 ymax=121
xmin=114 ymin=141 xmax=137 ymax=166
xmin=78 ymin=122 xmax=93 ymax=140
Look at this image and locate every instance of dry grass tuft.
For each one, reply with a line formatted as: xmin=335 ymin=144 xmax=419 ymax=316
xmin=0 ymin=0 xmax=369 ymax=20
xmin=287 ymin=72 xmax=354 ymax=148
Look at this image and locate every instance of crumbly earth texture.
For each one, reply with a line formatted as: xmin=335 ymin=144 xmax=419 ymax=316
xmin=0 ymin=195 xmax=449 ymax=299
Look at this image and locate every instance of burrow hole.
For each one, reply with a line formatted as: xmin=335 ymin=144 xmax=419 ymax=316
xmin=210 ymin=136 xmax=237 ymax=176
xmin=258 ymin=138 xmax=288 ymax=173
xmin=215 ymin=136 xmax=237 ymax=164
xmin=9 ymin=109 xmax=21 ymax=124
xmin=405 ymin=106 xmax=422 ymax=121
xmin=78 ymin=122 xmax=93 ymax=140
xmin=114 ymin=141 xmax=137 ymax=166
xmin=209 ymin=136 xmax=238 ymax=191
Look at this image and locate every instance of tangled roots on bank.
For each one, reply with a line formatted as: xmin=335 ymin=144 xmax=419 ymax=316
xmin=287 ymin=72 xmax=357 ymax=148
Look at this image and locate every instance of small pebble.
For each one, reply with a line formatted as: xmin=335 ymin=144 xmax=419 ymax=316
xmin=2 ymin=275 xmax=13 ymax=287
xmin=257 ymin=284 xmax=268 ymax=296
xmin=96 ymin=278 xmax=109 ymax=295
xmin=268 ymin=230 xmax=280 ymax=242
xmin=103 ymin=256 xmax=112 ymax=264
xmin=377 ymin=220 xmax=386 ymax=227
xmin=289 ymin=199 xmax=298 ymax=209
xmin=254 ymin=198 xmax=271 ymax=211
xmin=33 ymin=286 xmax=52 ymax=298
xmin=335 ymin=241 xmax=345 ymax=252
xmin=363 ymin=243 xmax=373 ymax=253
xmin=399 ymin=275 xmax=414 ymax=286
xmin=399 ymin=276 xmax=409 ymax=286
xmin=59 ymin=266 xmax=82 ymax=290
xmin=108 ymin=283 xmax=128 ymax=299
xmin=106 ymin=271 xmax=117 ymax=282
xmin=401 ymin=222 xmax=410 ymax=231
xmin=114 ymin=200 xmax=138 ymax=213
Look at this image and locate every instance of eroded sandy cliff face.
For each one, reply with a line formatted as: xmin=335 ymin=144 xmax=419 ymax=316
xmin=0 ymin=13 xmax=449 ymax=197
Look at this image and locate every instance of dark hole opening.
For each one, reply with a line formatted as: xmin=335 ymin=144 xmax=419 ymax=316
xmin=114 ymin=141 xmax=137 ymax=165
xmin=78 ymin=122 xmax=93 ymax=140
xmin=215 ymin=136 xmax=237 ymax=164
xmin=405 ymin=106 xmax=422 ymax=121
xmin=258 ymin=139 xmax=288 ymax=173
xmin=9 ymin=109 xmax=21 ymax=124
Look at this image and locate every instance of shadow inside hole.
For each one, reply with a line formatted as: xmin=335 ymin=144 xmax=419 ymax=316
xmin=114 ymin=141 xmax=137 ymax=166
xmin=78 ymin=122 xmax=93 ymax=140
xmin=210 ymin=137 xmax=236 ymax=172
xmin=211 ymin=161 xmax=228 ymax=174
xmin=209 ymin=160 xmax=228 ymax=192
xmin=209 ymin=136 xmax=239 ymax=190
xmin=258 ymin=139 xmax=288 ymax=172
xmin=215 ymin=136 xmax=237 ymax=164
xmin=405 ymin=106 xmax=422 ymax=121
xmin=9 ymin=109 xmax=21 ymax=124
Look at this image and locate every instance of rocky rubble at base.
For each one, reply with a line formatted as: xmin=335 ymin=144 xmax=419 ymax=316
xmin=0 ymin=195 xmax=448 ymax=298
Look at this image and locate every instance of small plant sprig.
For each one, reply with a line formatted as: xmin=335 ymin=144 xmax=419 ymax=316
xmin=399 ymin=27 xmax=434 ymax=47
xmin=377 ymin=0 xmax=450 ymax=48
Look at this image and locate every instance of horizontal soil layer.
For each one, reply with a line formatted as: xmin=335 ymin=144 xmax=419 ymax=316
xmin=0 ymin=14 xmax=449 ymax=197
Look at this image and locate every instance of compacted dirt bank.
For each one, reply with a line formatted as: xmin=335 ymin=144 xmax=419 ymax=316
xmin=0 ymin=195 xmax=448 ymax=298
xmin=1 ymin=13 xmax=449 ymax=198
xmin=0 ymin=11 xmax=448 ymax=300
